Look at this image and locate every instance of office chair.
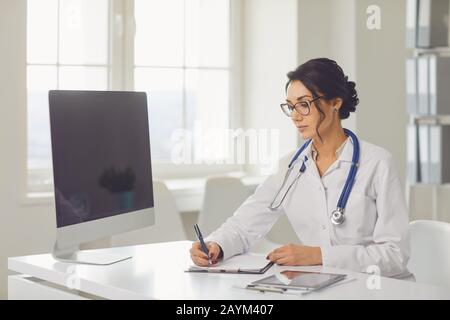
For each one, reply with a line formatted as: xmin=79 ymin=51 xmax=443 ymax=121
xmin=408 ymin=219 xmax=450 ymax=288
xmin=198 ymin=176 xmax=292 ymax=254
xmin=111 ymin=180 xmax=187 ymax=246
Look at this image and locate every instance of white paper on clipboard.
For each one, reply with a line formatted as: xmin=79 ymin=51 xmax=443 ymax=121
xmin=186 ymin=253 xmax=273 ymax=274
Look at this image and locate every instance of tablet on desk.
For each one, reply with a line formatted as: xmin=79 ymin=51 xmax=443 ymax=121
xmin=248 ymin=270 xmax=347 ymax=291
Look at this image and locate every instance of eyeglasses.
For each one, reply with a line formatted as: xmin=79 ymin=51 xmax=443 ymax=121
xmin=280 ymin=96 xmax=323 ymax=117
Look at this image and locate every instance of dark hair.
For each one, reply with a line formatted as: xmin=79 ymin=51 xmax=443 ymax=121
xmin=285 ymin=58 xmax=359 ymax=139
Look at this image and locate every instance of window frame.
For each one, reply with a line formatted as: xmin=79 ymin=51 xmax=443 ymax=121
xmin=25 ymin=0 xmax=243 ymax=194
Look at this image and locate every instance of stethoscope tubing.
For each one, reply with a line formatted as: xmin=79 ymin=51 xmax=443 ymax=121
xmin=268 ymin=128 xmax=360 ymax=226
xmin=336 ymin=129 xmax=360 ymax=210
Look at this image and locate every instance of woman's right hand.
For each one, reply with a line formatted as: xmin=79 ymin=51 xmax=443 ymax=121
xmin=190 ymin=241 xmax=223 ymax=266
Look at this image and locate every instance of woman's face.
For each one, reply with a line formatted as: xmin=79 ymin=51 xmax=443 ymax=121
xmin=285 ymin=80 xmax=340 ymax=140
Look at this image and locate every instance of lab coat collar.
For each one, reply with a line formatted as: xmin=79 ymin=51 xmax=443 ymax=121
xmin=337 ymin=137 xmax=354 ymax=164
xmin=299 ymin=137 xmax=354 ymax=179
xmin=302 ymin=136 xmax=353 ymax=165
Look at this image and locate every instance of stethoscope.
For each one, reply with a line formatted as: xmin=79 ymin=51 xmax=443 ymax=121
xmin=268 ymin=128 xmax=360 ymax=226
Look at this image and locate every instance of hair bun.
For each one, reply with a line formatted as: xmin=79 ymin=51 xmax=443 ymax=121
xmin=340 ymin=80 xmax=359 ymax=119
xmin=286 ymin=58 xmax=359 ymax=120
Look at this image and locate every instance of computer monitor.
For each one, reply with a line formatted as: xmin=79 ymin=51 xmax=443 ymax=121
xmin=49 ymin=90 xmax=155 ymax=265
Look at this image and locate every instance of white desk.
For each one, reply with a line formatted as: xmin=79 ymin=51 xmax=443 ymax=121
xmin=8 ymin=241 xmax=450 ymax=300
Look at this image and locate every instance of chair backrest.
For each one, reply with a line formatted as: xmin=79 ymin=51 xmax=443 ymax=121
xmin=408 ymin=219 xmax=450 ymax=288
xmin=198 ymin=176 xmax=251 ymax=236
xmin=111 ymin=180 xmax=187 ymax=247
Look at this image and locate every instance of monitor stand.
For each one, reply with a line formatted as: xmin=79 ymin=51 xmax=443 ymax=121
xmin=52 ymin=242 xmax=132 ymax=265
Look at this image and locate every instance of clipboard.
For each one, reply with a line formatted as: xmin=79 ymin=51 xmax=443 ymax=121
xmin=185 ymin=254 xmax=274 ymax=274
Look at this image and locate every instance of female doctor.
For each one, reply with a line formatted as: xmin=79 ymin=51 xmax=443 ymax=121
xmin=190 ymin=58 xmax=410 ymax=278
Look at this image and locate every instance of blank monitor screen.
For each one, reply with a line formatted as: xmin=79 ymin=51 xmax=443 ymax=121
xmin=49 ymin=90 xmax=154 ymax=228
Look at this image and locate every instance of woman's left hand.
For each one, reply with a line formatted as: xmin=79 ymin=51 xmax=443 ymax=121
xmin=266 ymin=244 xmax=323 ymax=266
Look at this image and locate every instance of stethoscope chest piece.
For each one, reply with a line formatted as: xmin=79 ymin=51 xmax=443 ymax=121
xmin=331 ymin=208 xmax=345 ymax=225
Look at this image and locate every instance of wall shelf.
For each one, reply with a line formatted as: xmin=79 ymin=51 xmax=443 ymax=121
xmin=413 ymin=47 xmax=450 ymax=57
xmin=405 ymin=0 xmax=450 ymax=222
xmin=412 ymin=115 xmax=450 ymax=125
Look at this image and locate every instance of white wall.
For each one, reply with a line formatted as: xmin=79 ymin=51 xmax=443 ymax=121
xmin=350 ymin=0 xmax=450 ymax=222
xmin=296 ymin=0 xmax=407 ymax=183
xmin=297 ymin=0 xmax=357 ymax=133
xmin=0 ymin=0 xmax=57 ymax=299
xmin=242 ymin=0 xmax=299 ymax=174
xmin=354 ymin=0 xmax=408 ymax=182
xmin=241 ymin=0 xmax=359 ymax=168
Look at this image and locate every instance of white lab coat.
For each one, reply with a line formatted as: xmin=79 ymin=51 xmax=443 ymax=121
xmin=205 ymin=138 xmax=411 ymax=278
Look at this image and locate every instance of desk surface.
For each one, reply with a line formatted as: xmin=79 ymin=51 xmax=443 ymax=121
xmin=8 ymin=241 xmax=450 ymax=300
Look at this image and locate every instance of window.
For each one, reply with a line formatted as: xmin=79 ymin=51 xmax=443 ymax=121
xmin=134 ymin=0 xmax=231 ymax=161
xmin=27 ymin=0 xmax=110 ymax=191
xmin=26 ymin=0 xmax=237 ymax=192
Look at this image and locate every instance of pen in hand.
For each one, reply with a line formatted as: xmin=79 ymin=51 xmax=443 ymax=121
xmin=194 ymin=224 xmax=212 ymax=265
